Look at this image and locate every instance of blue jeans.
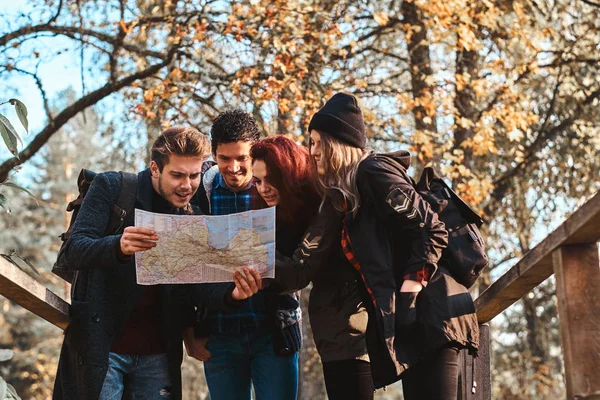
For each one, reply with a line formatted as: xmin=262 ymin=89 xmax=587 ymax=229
xmin=99 ymin=352 xmax=172 ymax=400
xmin=204 ymin=332 xmax=298 ymax=400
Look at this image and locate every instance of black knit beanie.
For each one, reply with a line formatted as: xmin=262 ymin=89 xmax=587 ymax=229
xmin=308 ymin=92 xmax=366 ymax=149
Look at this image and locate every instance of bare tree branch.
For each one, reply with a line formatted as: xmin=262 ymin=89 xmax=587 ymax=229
xmin=0 ymin=49 xmax=178 ymax=183
xmin=0 ymin=24 xmax=165 ymax=60
xmin=12 ymin=66 xmax=53 ymax=120
xmin=47 ymin=0 xmax=63 ymax=25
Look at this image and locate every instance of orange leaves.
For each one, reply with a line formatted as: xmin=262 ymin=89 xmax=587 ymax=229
xmin=455 ymin=177 xmax=493 ymax=206
xmin=224 ymin=14 xmax=248 ymax=41
xmin=170 ymin=68 xmax=184 ymax=81
xmin=373 ymin=12 xmax=390 ymax=27
xmin=278 ymin=98 xmax=291 ymax=114
xmin=355 ymin=79 xmax=369 ymax=89
xmin=118 ymin=19 xmax=138 ymax=35
xmin=143 ymin=88 xmax=155 ymax=104
xmin=133 ymin=104 xmax=157 ymax=120
xmin=194 ymin=20 xmax=208 ymax=42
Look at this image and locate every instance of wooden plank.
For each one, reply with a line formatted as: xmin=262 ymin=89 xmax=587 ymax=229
xmin=475 ymin=192 xmax=600 ymax=323
xmin=0 ymin=257 xmax=69 ymax=330
xmin=553 ymin=244 xmax=600 ymax=399
xmin=458 ymin=324 xmax=491 ymax=400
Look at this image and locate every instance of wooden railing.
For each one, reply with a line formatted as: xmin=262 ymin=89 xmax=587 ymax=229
xmin=460 ymin=191 xmax=600 ymax=400
xmin=1 ymin=192 xmax=599 ymax=399
xmin=0 ymin=258 xmax=69 ymax=329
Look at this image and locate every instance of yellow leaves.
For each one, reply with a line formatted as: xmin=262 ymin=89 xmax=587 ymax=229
xmin=463 ymin=124 xmax=498 ymax=156
xmin=355 ymin=79 xmax=369 ymax=89
xmin=512 ymin=2 xmax=526 ymax=23
xmin=373 ymin=12 xmax=389 ymax=27
xmin=456 ymin=177 xmax=493 ymax=206
xmin=457 ymin=117 xmax=474 ymax=129
xmin=455 ymin=72 xmax=471 ymax=92
xmin=411 ymin=130 xmax=436 ymax=163
xmin=456 ymin=23 xmax=480 ymax=52
xmin=403 ymin=23 xmax=423 ymax=44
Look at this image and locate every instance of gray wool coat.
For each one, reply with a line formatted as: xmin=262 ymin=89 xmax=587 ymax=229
xmin=53 ymin=169 xmax=237 ymax=400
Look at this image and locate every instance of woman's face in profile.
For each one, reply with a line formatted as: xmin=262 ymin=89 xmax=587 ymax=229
xmin=309 ymin=130 xmax=325 ymax=176
xmin=252 ymin=159 xmax=281 ymax=207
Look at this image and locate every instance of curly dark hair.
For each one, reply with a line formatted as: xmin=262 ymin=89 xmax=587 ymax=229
xmin=210 ymin=109 xmax=260 ymax=154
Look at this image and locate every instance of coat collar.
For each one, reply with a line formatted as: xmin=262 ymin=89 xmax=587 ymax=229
xmin=136 ymin=168 xmax=154 ymax=211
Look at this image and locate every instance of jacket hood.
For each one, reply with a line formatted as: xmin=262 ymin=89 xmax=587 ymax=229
xmin=381 ymin=150 xmax=411 ymax=169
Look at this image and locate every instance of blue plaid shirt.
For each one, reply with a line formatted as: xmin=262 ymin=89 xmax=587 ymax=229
xmin=205 ymin=173 xmax=268 ymax=334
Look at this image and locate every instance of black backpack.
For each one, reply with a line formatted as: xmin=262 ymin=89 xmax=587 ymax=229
xmin=413 ymin=167 xmax=488 ymax=288
xmin=52 ymin=169 xmax=137 ymax=283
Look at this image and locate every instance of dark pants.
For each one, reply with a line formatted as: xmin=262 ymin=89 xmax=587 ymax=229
xmin=402 ymin=346 xmax=460 ymax=400
xmin=322 ymin=359 xmax=374 ymax=400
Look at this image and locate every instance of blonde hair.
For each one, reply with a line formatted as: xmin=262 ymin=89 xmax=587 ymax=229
xmin=314 ymin=132 xmax=369 ymax=216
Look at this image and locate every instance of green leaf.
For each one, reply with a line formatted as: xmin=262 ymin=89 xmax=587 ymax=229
xmin=0 ymin=378 xmax=6 ymax=400
xmin=6 ymin=382 xmax=21 ymax=400
xmin=9 ymin=99 xmax=28 ymax=133
xmin=0 ymin=182 xmax=39 ymax=205
xmin=0 ymin=349 xmax=14 ymax=362
xmin=0 ymin=114 xmax=21 ymax=158
xmin=0 ymin=193 xmax=10 ymax=213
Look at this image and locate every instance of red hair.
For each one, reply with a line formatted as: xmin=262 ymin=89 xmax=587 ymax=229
xmin=251 ymin=136 xmax=317 ymax=223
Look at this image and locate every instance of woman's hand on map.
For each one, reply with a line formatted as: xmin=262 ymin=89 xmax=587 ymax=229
xmin=119 ymin=226 xmax=158 ymax=256
xmin=231 ymin=267 xmax=263 ymax=300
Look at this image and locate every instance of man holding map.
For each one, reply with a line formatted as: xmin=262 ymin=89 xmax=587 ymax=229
xmin=186 ymin=110 xmax=301 ymax=400
xmin=53 ymin=127 xmax=262 ymax=400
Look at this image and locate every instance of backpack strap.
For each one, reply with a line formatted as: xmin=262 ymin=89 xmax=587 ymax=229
xmin=105 ymin=171 xmax=138 ymax=235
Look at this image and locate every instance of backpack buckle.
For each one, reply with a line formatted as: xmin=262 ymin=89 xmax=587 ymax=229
xmin=113 ymin=205 xmax=127 ymax=219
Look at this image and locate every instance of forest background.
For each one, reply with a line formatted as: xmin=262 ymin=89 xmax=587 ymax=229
xmin=0 ymin=0 xmax=599 ymax=398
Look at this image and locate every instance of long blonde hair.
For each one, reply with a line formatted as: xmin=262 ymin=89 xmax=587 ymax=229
xmin=313 ymin=132 xmax=369 ymax=216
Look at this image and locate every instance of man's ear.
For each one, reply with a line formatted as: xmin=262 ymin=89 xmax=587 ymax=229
xmin=150 ymin=160 xmax=160 ymax=178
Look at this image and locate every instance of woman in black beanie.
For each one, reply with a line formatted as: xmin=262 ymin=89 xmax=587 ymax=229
xmin=298 ymin=92 xmax=479 ymax=399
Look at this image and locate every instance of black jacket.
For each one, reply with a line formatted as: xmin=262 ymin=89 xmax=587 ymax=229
xmin=53 ymin=169 xmax=236 ymax=400
xmin=349 ymin=152 xmax=479 ymax=388
xmin=274 ymin=200 xmax=370 ymax=363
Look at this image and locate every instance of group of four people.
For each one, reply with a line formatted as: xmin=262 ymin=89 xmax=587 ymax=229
xmin=53 ymin=92 xmax=479 ymax=400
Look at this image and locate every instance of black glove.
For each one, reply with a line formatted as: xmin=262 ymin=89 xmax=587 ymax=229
xmin=397 ymin=291 xmax=419 ymax=327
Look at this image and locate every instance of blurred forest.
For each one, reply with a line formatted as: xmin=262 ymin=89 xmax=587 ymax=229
xmin=0 ymin=0 xmax=599 ymax=398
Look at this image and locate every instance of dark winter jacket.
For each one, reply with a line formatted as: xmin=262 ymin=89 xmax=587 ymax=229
xmin=349 ymin=152 xmax=479 ymax=388
xmin=53 ymin=168 xmax=237 ymax=400
xmin=274 ymin=200 xmax=370 ymax=363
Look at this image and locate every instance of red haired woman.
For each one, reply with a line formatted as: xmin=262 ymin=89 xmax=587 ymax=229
xmin=250 ymin=136 xmax=373 ymax=400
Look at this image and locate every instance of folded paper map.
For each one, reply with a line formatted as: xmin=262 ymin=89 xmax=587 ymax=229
xmin=134 ymin=207 xmax=276 ymax=284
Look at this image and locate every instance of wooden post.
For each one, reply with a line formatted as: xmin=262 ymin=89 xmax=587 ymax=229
xmin=458 ymin=324 xmax=491 ymax=400
xmin=553 ymin=244 xmax=600 ymax=399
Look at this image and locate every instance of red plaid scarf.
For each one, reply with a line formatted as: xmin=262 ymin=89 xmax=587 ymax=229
xmin=340 ymin=203 xmax=377 ymax=306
